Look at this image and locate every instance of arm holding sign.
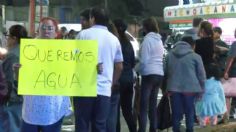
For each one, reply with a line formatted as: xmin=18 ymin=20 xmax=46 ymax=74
xmin=20 ymin=17 xmax=72 ymax=129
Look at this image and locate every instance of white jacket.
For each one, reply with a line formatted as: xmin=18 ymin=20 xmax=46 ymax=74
xmin=138 ymin=32 xmax=164 ymax=76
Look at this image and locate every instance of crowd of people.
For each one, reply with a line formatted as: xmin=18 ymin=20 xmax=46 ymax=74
xmin=0 ymin=6 xmax=236 ymax=132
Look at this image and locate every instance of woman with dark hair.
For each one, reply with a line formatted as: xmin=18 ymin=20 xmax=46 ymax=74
xmin=195 ymin=21 xmax=215 ymax=66
xmin=113 ymin=19 xmax=136 ymax=132
xmin=137 ymin=17 xmax=164 ymax=132
xmin=0 ymin=25 xmax=27 ymax=132
xmin=106 ymin=20 xmax=122 ymax=132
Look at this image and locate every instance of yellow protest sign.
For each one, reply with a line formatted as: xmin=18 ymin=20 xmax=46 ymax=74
xmin=18 ymin=39 xmax=98 ymax=96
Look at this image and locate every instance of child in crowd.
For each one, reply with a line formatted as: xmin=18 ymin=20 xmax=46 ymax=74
xmin=195 ymin=63 xmax=226 ymax=126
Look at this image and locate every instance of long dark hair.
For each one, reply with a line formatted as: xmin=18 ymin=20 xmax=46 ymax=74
xmin=199 ymin=21 xmax=213 ymax=38
xmin=205 ymin=63 xmax=221 ymax=80
xmin=113 ymin=19 xmax=130 ymax=46
xmin=107 ymin=20 xmax=119 ymax=38
xmin=142 ymin=17 xmax=159 ymax=34
xmin=9 ymin=25 xmax=28 ymax=44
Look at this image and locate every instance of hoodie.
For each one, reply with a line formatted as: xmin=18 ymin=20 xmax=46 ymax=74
xmin=166 ymin=41 xmax=206 ymax=93
xmin=138 ymin=32 xmax=164 ymax=76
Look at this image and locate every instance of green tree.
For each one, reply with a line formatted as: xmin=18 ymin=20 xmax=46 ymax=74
xmin=108 ymin=0 xmax=129 ymax=19
xmin=125 ymin=0 xmax=144 ymax=16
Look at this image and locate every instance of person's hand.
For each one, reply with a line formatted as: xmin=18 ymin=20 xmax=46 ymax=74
xmin=224 ymin=72 xmax=229 ymax=80
xmin=0 ymin=47 xmax=7 ymax=60
xmin=196 ymin=93 xmax=203 ymax=101
xmin=0 ymin=53 xmax=6 ymax=60
xmin=111 ymin=83 xmax=120 ymax=91
xmin=97 ymin=63 xmax=103 ymax=74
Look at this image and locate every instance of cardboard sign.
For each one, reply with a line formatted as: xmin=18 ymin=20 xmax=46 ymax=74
xmin=18 ymin=39 xmax=98 ymax=96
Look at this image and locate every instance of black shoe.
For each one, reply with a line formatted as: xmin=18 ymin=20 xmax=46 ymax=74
xmin=218 ymin=118 xmax=229 ymax=125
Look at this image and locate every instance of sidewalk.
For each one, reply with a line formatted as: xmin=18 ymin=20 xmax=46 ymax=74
xmin=195 ymin=122 xmax=236 ymax=132
xmin=61 ymin=93 xmax=236 ymax=132
xmin=62 ymin=118 xmax=236 ymax=132
xmin=159 ymin=120 xmax=236 ymax=132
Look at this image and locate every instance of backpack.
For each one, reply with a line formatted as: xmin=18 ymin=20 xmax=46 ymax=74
xmin=157 ymin=94 xmax=172 ymax=130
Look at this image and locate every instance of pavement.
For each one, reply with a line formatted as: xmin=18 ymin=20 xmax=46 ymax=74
xmin=61 ymin=93 xmax=236 ymax=132
xmin=61 ymin=111 xmax=130 ymax=132
xmin=62 ymin=121 xmax=236 ymax=132
xmin=61 ymin=93 xmax=163 ymax=132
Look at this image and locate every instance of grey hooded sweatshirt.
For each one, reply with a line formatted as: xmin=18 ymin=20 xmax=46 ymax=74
xmin=138 ymin=32 xmax=164 ymax=76
xmin=166 ymin=41 xmax=206 ymax=93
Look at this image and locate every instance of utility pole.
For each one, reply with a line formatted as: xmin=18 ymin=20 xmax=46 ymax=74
xmin=40 ymin=0 xmax=43 ymax=20
xmin=105 ymin=0 xmax=108 ymax=10
xmin=1 ymin=5 xmax=5 ymax=29
xmin=29 ymin=0 xmax=35 ymax=37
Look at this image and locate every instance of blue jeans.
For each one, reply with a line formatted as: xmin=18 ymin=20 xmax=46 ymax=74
xmin=170 ymin=92 xmax=196 ymax=132
xmin=73 ymin=95 xmax=110 ymax=132
xmin=0 ymin=102 xmax=22 ymax=132
xmin=21 ymin=118 xmax=63 ymax=132
xmin=183 ymin=0 xmax=190 ymax=4
xmin=139 ymin=75 xmax=163 ymax=132
xmin=106 ymin=90 xmax=120 ymax=132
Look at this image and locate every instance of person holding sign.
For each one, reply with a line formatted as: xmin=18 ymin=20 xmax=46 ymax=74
xmin=20 ymin=17 xmax=71 ymax=132
xmin=74 ymin=7 xmax=123 ymax=132
xmin=0 ymin=25 xmax=27 ymax=132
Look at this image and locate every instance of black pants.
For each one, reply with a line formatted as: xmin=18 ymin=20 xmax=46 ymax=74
xmin=118 ymin=82 xmax=137 ymax=132
xmin=139 ymin=74 xmax=163 ymax=132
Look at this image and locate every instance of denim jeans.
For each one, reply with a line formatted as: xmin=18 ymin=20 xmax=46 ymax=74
xmin=183 ymin=0 xmax=190 ymax=4
xmin=139 ymin=75 xmax=163 ymax=132
xmin=0 ymin=102 xmax=22 ymax=132
xmin=21 ymin=118 xmax=63 ymax=132
xmin=73 ymin=95 xmax=110 ymax=132
xmin=170 ymin=92 xmax=196 ymax=132
xmin=106 ymin=90 xmax=120 ymax=132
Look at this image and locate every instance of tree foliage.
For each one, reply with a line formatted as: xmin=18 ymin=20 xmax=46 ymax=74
xmin=125 ymin=0 xmax=144 ymax=16
xmin=108 ymin=0 xmax=144 ymax=19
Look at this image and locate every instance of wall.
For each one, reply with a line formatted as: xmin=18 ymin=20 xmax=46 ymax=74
xmin=5 ymin=6 xmax=28 ymax=21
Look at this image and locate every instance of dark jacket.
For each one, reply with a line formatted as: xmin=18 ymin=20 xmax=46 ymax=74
xmin=214 ymin=39 xmax=229 ymax=71
xmin=195 ymin=37 xmax=214 ymax=66
xmin=119 ymin=41 xmax=135 ymax=83
xmin=2 ymin=45 xmax=22 ymax=103
xmin=0 ymin=64 xmax=8 ymax=105
xmin=166 ymin=41 xmax=206 ymax=93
